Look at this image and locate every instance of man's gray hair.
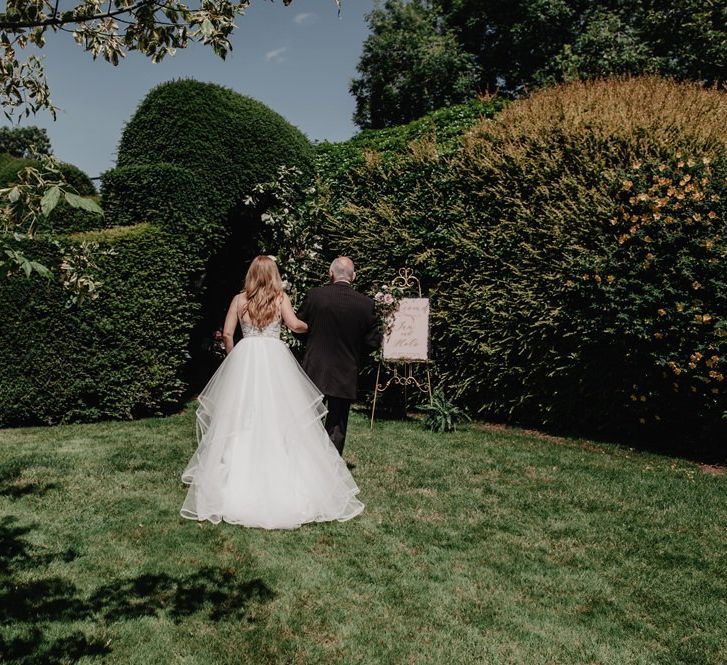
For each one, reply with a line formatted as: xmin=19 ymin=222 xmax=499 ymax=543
xmin=330 ymin=256 xmax=355 ymax=282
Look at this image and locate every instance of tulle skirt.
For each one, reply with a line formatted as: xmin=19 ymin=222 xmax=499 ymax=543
xmin=180 ymin=337 xmax=364 ymax=529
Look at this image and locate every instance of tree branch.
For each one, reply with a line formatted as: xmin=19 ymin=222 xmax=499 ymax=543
xmin=0 ymin=0 xmax=154 ymax=29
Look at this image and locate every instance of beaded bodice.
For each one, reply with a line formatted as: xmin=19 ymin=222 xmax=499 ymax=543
xmin=241 ymin=319 xmax=282 ymax=339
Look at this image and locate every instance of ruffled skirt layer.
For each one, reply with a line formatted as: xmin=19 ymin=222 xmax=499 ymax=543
xmin=180 ymin=337 xmax=363 ymax=529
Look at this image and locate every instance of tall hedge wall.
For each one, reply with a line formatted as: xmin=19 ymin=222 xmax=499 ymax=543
xmin=313 ymin=77 xmax=726 ymax=454
xmin=0 ymin=224 xmax=197 ymax=425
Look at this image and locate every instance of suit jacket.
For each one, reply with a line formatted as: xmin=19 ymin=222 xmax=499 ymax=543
xmin=297 ymin=282 xmax=381 ymax=400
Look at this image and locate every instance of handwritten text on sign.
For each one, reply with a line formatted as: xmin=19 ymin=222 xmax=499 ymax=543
xmin=383 ymin=297 xmax=430 ymax=361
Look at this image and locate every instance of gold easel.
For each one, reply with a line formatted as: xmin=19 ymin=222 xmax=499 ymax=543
xmin=370 ymin=268 xmax=433 ymax=428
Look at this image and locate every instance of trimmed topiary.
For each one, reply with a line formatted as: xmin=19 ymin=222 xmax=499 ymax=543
xmin=116 ymin=79 xmax=313 ymax=220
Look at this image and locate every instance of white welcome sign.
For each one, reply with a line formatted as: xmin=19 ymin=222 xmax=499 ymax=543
xmin=383 ymin=297 xmax=430 ymax=361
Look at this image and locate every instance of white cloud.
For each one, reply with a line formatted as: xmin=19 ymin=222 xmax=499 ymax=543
xmin=265 ymin=47 xmax=287 ymax=63
xmin=293 ymin=12 xmax=316 ymax=25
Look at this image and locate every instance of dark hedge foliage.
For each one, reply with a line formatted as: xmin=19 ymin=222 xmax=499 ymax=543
xmin=314 ymin=77 xmax=727 ymax=455
xmin=42 ymin=201 xmax=106 ymax=234
xmin=0 ymin=153 xmax=34 ymax=186
xmin=0 ymin=224 xmax=197 ymax=425
xmin=101 ymin=163 xmax=200 ymax=226
xmin=59 ymin=163 xmax=96 ymax=196
xmin=116 ymin=80 xmax=313 ymax=220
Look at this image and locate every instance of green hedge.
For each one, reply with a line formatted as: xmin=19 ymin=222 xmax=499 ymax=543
xmin=315 ymin=96 xmax=505 ymax=186
xmin=116 ymin=80 xmax=313 ymax=220
xmin=0 ymin=81 xmax=318 ymax=426
xmin=0 ymin=224 xmax=197 ymax=425
xmin=101 ymin=163 xmax=200 ymax=225
xmin=312 ymin=77 xmax=726 ymax=453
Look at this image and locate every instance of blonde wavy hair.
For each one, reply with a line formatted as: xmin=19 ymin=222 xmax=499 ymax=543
xmin=240 ymin=256 xmax=283 ymax=329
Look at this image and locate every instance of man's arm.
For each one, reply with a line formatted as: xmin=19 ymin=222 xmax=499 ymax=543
xmin=363 ymin=300 xmax=382 ymax=353
xmin=292 ymin=291 xmax=312 ymax=341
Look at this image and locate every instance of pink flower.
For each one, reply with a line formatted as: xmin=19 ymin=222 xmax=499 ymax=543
xmin=383 ymin=293 xmax=394 ymax=305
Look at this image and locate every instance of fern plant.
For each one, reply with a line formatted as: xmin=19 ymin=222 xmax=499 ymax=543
xmin=419 ymin=389 xmax=471 ymax=433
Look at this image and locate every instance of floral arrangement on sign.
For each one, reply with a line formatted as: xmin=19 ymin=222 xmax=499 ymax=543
xmin=372 ymin=280 xmax=405 ymax=361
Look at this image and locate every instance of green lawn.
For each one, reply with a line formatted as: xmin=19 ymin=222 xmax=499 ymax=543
xmin=1 ymin=408 xmax=725 ymax=664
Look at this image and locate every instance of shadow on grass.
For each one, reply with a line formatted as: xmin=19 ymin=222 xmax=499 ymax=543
xmin=0 ymin=516 xmax=274 ymax=663
xmin=0 ymin=458 xmax=59 ymax=499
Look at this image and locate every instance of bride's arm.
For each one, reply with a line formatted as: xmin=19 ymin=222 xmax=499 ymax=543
xmin=281 ymin=293 xmax=308 ymax=333
xmin=222 ymin=294 xmax=240 ymax=354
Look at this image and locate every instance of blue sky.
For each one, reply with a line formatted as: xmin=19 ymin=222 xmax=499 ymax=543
xmin=25 ymin=0 xmax=375 ymax=178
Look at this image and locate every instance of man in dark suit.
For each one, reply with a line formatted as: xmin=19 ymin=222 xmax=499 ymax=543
xmin=296 ymin=257 xmax=381 ymax=455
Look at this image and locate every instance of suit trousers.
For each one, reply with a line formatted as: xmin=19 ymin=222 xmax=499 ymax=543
xmin=324 ymin=396 xmax=352 ymax=456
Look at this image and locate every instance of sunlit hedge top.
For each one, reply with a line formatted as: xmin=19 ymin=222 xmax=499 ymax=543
xmin=464 ymin=76 xmax=727 ymax=163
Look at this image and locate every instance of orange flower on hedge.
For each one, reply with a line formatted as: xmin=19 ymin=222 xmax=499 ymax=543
xmin=706 ymin=355 xmax=720 ymax=368
xmin=676 ymin=303 xmax=685 ymax=312
xmin=658 ymin=308 xmax=666 ymax=316
xmin=654 ymin=332 xmax=664 ymax=339
xmin=692 ymin=281 xmax=702 ymax=290
xmin=703 ymin=157 xmax=711 ymax=165
xmin=704 ymin=239 xmax=714 ymax=249
xmin=693 ymin=213 xmax=702 ymax=222
xmin=708 ymin=211 xmax=717 ymax=219
xmin=606 ymin=275 xmax=615 ymax=284
xmin=708 ymin=371 xmax=724 ymax=382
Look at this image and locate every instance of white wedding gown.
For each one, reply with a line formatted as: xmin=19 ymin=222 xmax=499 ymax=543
xmin=180 ymin=318 xmax=364 ymax=529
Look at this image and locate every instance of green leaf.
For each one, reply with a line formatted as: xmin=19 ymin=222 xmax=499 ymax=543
xmin=64 ymin=192 xmax=103 ymax=215
xmin=41 ymin=185 xmax=61 ymax=217
xmin=29 ymin=261 xmax=51 ymax=277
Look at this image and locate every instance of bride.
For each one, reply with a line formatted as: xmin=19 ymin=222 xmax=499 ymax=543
xmin=180 ymin=255 xmax=364 ymax=529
